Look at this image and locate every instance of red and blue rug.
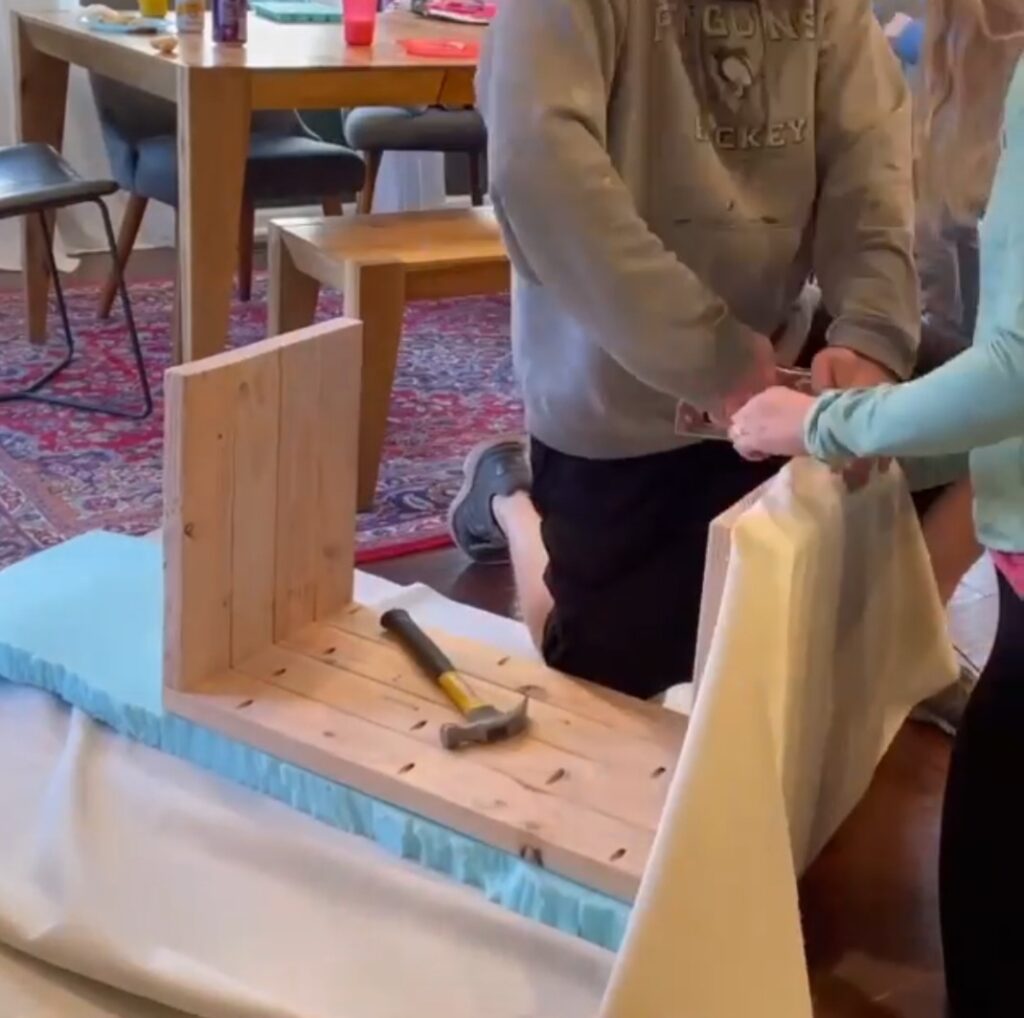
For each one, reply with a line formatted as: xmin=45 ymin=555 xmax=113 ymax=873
xmin=0 ymin=277 xmax=519 ymax=571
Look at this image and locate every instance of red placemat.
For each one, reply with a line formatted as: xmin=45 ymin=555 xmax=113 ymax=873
xmin=399 ymin=37 xmax=480 ymax=58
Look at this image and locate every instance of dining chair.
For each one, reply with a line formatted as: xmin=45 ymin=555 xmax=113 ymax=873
xmin=343 ymin=106 xmax=487 ymax=213
xmin=0 ymin=143 xmax=152 ymax=418
xmin=83 ymin=1 xmax=365 ymax=316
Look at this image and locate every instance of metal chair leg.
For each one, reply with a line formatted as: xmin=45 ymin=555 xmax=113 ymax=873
xmin=0 ymin=201 xmax=153 ymax=420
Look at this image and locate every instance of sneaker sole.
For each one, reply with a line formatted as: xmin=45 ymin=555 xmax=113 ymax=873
xmin=446 ymin=436 xmax=521 ymax=566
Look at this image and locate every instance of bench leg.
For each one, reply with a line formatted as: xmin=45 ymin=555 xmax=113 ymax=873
xmin=343 ymin=261 xmax=406 ymax=511
xmin=267 ymin=224 xmax=320 ymax=337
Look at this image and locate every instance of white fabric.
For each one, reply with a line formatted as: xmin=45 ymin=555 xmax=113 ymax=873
xmin=0 ymin=571 xmax=613 ymax=1018
xmin=371 ymin=151 xmax=448 ymax=214
xmin=599 ymin=460 xmax=958 ymax=1018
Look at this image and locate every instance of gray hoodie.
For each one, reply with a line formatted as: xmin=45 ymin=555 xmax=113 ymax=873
xmin=477 ymin=0 xmax=919 ymax=459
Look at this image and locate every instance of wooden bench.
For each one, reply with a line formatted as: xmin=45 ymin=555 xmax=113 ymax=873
xmin=163 ymin=320 xmax=687 ymax=902
xmin=267 ymin=208 xmax=509 ymax=510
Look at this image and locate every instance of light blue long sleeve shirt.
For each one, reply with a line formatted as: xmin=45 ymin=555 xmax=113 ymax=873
xmin=807 ymin=58 xmax=1024 ymax=552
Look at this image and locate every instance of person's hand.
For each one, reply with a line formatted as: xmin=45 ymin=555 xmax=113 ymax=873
xmin=708 ymin=332 xmax=777 ymax=427
xmin=729 ymin=387 xmax=814 ymax=460
xmin=810 ymin=348 xmax=895 ymax=487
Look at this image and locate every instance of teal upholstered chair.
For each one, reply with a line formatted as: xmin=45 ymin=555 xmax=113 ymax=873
xmin=90 ymin=75 xmax=366 ymax=313
xmin=85 ymin=1 xmax=365 ymax=314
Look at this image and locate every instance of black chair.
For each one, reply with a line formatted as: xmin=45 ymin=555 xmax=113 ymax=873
xmin=344 ymin=106 xmax=487 ymax=213
xmin=0 ymin=143 xmax=152 ymax=419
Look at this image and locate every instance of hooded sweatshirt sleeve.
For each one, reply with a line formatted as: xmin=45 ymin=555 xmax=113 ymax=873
xmin=813 ymin=0 xmax=920 ymax=379
xmin=476 ymin=0 xmax=764 ymax=409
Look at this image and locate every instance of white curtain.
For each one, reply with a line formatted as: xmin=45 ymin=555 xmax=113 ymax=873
xmin=372 ymin=151 xmax=447 ymax=213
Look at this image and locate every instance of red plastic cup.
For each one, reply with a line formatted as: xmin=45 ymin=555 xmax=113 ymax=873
xmin=343 ymin=0 xmax=377 ymax=45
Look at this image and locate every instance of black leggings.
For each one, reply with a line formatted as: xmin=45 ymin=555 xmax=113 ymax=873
xmin=940 ymin=569 xmax=1024 ymax=1016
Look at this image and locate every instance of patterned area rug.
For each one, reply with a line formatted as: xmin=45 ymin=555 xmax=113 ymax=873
xmin=0 ymin=277 xmax=519 ymax=570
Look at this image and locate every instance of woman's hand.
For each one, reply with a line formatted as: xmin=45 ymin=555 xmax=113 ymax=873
xmin=728 ymin=387 xmax=815 ymax=460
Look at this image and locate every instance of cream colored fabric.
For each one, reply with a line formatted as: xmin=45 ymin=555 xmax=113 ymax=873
xmin=600 ymin=459 xmax=957 ymax=1018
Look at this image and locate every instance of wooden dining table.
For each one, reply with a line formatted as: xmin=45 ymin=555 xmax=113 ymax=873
xmin=12 ymin=9 xmax=483 ymax=361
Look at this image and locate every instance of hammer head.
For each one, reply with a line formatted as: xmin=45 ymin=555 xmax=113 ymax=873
xmin=440 ymin=697 xmax=529 ymax=750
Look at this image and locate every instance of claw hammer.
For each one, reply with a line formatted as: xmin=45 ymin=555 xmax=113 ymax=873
xmin=381 ymin=609 xmax=529 ymax=750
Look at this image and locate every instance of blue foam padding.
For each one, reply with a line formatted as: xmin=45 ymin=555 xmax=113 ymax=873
xmin=0 ymin=532 xmax=629 ymax=951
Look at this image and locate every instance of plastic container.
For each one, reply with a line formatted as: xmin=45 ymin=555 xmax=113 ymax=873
xmin=343 ymin=0 xmax=377 ymax=45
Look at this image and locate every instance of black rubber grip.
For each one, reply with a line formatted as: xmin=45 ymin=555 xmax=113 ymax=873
xmin=380 ymin=609 xmax=455 ymax=680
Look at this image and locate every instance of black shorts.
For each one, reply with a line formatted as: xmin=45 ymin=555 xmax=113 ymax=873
xmin=533 ymin=439 xmax=781 ymax=700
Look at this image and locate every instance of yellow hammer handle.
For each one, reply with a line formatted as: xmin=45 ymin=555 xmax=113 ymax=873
xmin=438 ymin=671 xmax=487 ymax=715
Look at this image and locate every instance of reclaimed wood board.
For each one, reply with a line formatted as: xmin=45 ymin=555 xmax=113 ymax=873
xmin=164 ymin=319 xmax=686 ymax=902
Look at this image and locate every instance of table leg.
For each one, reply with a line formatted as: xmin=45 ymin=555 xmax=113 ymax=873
xmin=13 ymin=15 xmax=69 ymax=344
xmin=267 ymin=225 xmax=320 ymax=337
xmin=343 ymin=261 xmax=406 ymax=511
xmin=176 ymin=68 xmax=250 ymax=361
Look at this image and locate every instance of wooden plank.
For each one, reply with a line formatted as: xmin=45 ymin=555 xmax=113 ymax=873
xmin=168 ymin=675 xmax=652 ymax=900
xmin=274 ymin=337 xmax=321 ymax=638
xmin=164 ymin=363 xmax=235 ymax=691
xmin=165 ymin=321 xmax=362 ymax=689
xmin=242 ymin=644 xmax=668 ymax=831
xmin=229 ymin=352 xmax=281 ymax=664
xmin=274 ymin=322 xmax=362 ymax=638
xmin=330 ymin=606 xmax=688 ymax=751
xmin=313 ymin=320 xmax=361 ymax=617
xmin=165 ymin=318 xmax=356 ymax=379
xmin=287 ymin=622 xmax=678 ymax=775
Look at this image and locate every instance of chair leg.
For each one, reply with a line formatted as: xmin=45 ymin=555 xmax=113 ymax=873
xmin=357 ymin=150 xmax=383 ymax=214
xmin=0 ymin=203 xmax=152 ymax=419
xmin=97 ymin=193 xmax=147 ymax=319
xmin=237 ymin=197 xmax=255 ymax=302
xmin=94 ymin=198 xmax=153 ymax=417
xmin=321 ymin=196 xmax=344 ymax=217
xmin=468 ymin=151 xmax=485 ymax=207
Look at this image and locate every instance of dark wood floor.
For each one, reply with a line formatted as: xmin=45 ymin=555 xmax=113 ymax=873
xmin=371 ymin=548 xmax=951 ymax=1018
